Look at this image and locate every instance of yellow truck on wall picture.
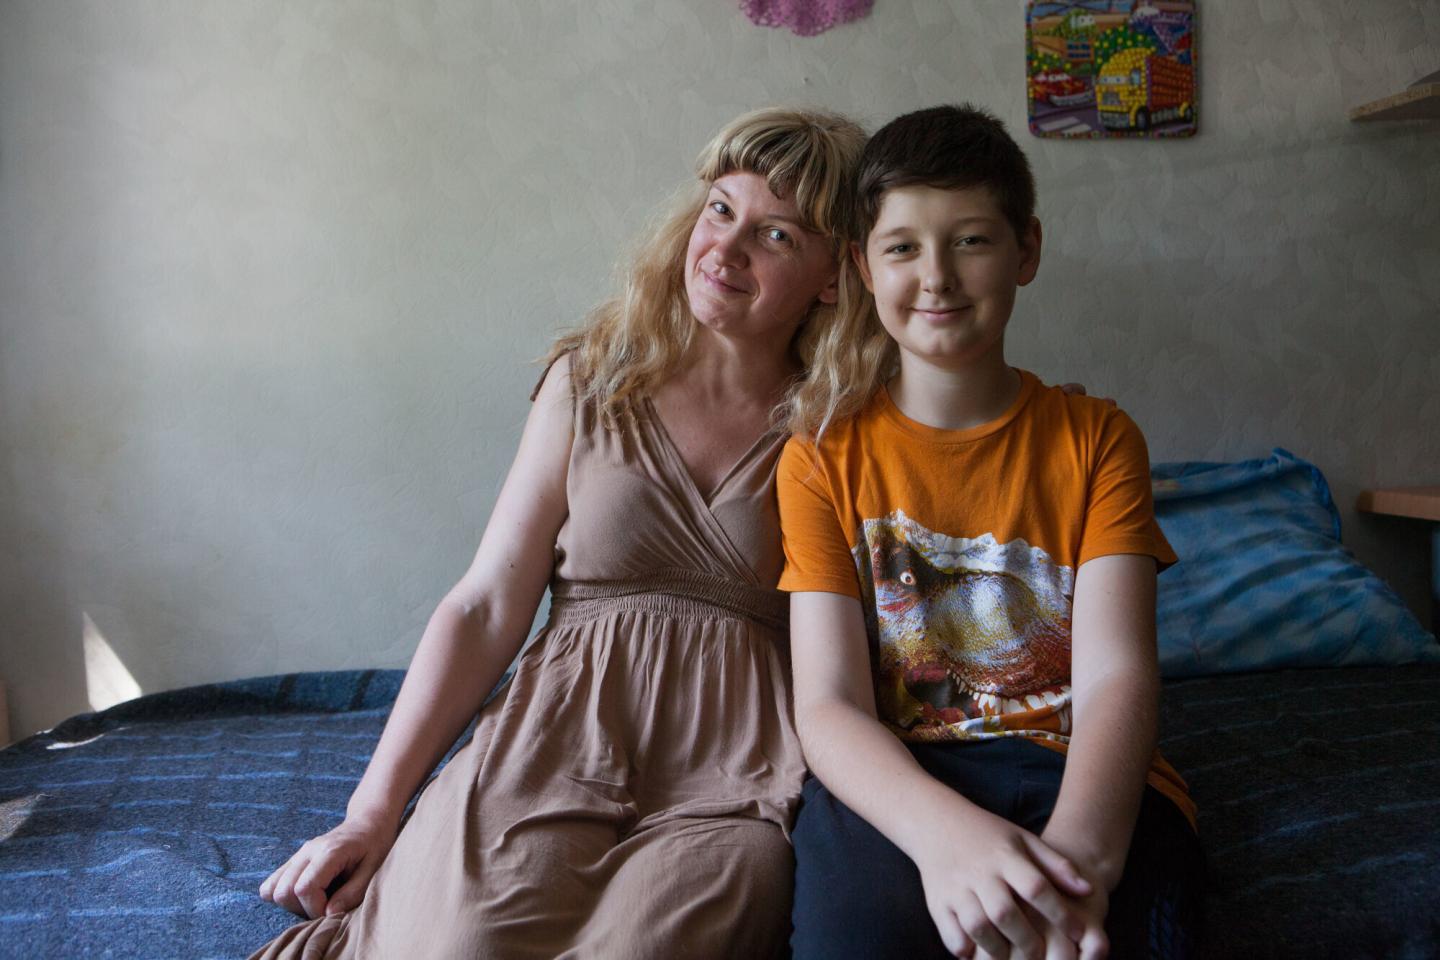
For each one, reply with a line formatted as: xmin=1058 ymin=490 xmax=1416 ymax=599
xmin=1096 ymin=46 xmax=1196 ymax=131
xmin=1027 ymin=1 xmax=1197 ymax=140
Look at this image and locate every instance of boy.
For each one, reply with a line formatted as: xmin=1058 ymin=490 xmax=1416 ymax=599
xmin=778 ymin=105 xmax=1201 ymax=960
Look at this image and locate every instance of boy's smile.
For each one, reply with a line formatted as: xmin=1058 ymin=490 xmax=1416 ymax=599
xmin=914 ymin=303 xmax=973 ymax=324
xmin=854 ymin=184 xmax=1041 ymax=372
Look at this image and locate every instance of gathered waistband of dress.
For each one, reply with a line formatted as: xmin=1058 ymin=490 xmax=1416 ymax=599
xmin=548 ymin=569 xmax=789 ymax=632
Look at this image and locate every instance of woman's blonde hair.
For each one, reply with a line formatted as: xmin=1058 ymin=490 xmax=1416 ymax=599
xmin=545 ymin=106 xmax=895 ymax=439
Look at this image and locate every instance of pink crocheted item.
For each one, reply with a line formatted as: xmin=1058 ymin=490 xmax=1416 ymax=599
xmin=740 ymin=0 xmax=875 ymax=37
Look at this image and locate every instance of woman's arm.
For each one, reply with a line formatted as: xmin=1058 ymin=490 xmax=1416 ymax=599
xmin=260 ymin=355 xmax=576 ymax=919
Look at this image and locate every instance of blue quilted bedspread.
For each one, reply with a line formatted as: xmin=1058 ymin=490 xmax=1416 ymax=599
xmin=3 ymin=666 xmax=1438 ymax=959
xmin=0 ymin=672 xmax=411 ymax=960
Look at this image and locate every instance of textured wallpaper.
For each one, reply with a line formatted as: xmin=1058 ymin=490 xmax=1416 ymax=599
xmin=1 ymin=0 xmax=1437 ymax=737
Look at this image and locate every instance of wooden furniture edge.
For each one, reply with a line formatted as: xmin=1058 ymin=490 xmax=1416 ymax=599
xmin=1356 ymin=487 xmax=1440 ymax=523
xmin=1349 ymin=83 xmax=1440 ymax=122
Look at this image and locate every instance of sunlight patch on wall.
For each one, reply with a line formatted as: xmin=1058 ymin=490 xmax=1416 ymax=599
xmin=84 ymin=612 xmax=142 ymax=712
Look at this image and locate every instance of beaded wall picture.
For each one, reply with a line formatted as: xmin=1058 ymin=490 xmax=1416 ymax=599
xmin=1027 ymin=2 xmax=1197 ymax=139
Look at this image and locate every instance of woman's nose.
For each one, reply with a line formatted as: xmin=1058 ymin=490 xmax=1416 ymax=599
xmin=710 ymin=228 xmax=748 ymax=268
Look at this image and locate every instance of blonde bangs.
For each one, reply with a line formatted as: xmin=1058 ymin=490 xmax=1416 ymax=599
xmin=696 ymin=109 xmax=858 ymax=247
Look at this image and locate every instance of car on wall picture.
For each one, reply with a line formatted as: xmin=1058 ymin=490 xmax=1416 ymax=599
xmin=1026 ymin=0 xmax=1197 ymax=139
xmin=1031 ymin=71 xmax=1096 ymax=108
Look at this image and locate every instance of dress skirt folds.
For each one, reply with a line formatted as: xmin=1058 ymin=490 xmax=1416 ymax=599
xmin=251 ymin=382 xmax=806 ymax=960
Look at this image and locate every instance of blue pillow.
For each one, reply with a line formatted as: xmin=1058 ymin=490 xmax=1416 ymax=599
xmin=1151 ymin=448 xmax=1439 ymax=678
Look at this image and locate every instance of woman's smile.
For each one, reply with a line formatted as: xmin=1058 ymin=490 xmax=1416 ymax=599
xmin=683 ymin=171 xmax=839 ymax=339
xmin=701 ymin=268 xmax=751 ymax=296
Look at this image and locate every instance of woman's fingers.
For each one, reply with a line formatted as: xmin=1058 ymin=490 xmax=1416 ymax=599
xmin=324 ymin=853 xmax=381 ymax=916
xmin=257 ymin=860 xmax=285 ymax=901
xmin=258 ymin=822 xmax=398 ymax=920
xmin=291 ymin=843 xmax=352 ymax=919
xmin=268 ymin=850 xmax=315 ymax=916
xmin=259 ymin=846 xmax=310 ymax=903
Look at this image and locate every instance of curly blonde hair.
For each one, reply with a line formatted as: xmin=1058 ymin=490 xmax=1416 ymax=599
xmin=545 ymin=106 xmax=895 ymax=439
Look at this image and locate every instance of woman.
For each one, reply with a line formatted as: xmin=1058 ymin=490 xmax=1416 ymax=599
xmin=252 ymin=107 xmax=878 ymax=959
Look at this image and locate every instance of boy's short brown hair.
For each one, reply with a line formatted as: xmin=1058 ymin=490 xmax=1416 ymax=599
xmin=854 ymin=104 xmax=1037 ymax=245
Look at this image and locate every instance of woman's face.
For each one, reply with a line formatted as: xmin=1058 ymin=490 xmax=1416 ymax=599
xmin=683 ymin=171 xmax=839 ymax=345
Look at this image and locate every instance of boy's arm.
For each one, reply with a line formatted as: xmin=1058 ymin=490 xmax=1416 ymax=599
xmin=791 ymin=591 xmax=1101 ymax=959
xmin=1041 ymin=553 xmax=1161 ymax=891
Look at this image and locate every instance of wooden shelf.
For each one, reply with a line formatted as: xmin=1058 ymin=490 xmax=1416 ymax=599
xmin=1349 ymin=83 xmax=1440 ymax=122
xmin=1357 ymin=486 xmax=1440 ymax=522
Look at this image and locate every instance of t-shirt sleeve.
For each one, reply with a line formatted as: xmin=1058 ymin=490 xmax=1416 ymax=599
xmin=1078 ymin=409 xmax=1177 ymax=571
xmin=776 ymin=437 xmax=863 ymax=598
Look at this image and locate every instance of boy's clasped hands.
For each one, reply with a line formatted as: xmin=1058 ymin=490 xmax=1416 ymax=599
xmin=917 ymin=803 xmax=1108 ymax=960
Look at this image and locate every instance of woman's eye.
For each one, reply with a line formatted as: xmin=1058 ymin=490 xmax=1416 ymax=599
xmin=886 ymin=243 xmax=913 ymax=255
xmin=709 ymin=201 xmax=731 ymax=216
xmin=764 ymin=228 xmax=791 ymax=244
xmin=958 ymin=235 xmax=990 ymax=247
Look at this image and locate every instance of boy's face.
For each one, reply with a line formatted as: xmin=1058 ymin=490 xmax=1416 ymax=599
xmin=854 ymin=184 xmax=1040 ymax=372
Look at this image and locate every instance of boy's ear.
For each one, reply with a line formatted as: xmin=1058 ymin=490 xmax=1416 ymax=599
xmin=1017 ymin=216 xmax=1043 ymax=287
xmin=850 ymin=241 xmax=875 ymax=292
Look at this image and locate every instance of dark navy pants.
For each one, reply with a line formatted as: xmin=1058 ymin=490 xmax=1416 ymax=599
xmin=790 ymin=739 xmax=1203 ymax=960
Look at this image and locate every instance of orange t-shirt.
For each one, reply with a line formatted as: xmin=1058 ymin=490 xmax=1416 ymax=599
xmin=777 ymin=370 xmax=1193 ymax=823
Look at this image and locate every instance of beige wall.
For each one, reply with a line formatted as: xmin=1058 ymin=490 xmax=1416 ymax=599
xmin=2 ymin=1 xmax=1437 ymax=738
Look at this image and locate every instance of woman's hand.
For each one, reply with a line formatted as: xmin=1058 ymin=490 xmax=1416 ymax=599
xmin=1059 ymin=382 xmax=1116 ymax=408
xmin=259 ymin=813 xmax=399 ymax=919
xmin=254 ymin=354 xmax=576 ymax=923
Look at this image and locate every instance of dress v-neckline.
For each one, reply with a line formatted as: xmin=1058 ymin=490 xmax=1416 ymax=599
xmin=642 ymin=396 xmax=783 ymax=510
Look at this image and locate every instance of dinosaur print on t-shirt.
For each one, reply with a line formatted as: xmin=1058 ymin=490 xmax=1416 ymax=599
xmin=854 ymin=510 xmax=1074 ymax=742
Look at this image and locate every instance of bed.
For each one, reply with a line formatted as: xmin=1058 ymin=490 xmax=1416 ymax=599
xmin=0 ymin=671 xmax=409 ymax=959
xmin=3 ymin=450 xmax=1437 ymax=959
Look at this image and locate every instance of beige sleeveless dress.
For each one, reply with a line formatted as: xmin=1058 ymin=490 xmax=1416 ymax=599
xmin=251 ymin=386 xmax=806 ymax=959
